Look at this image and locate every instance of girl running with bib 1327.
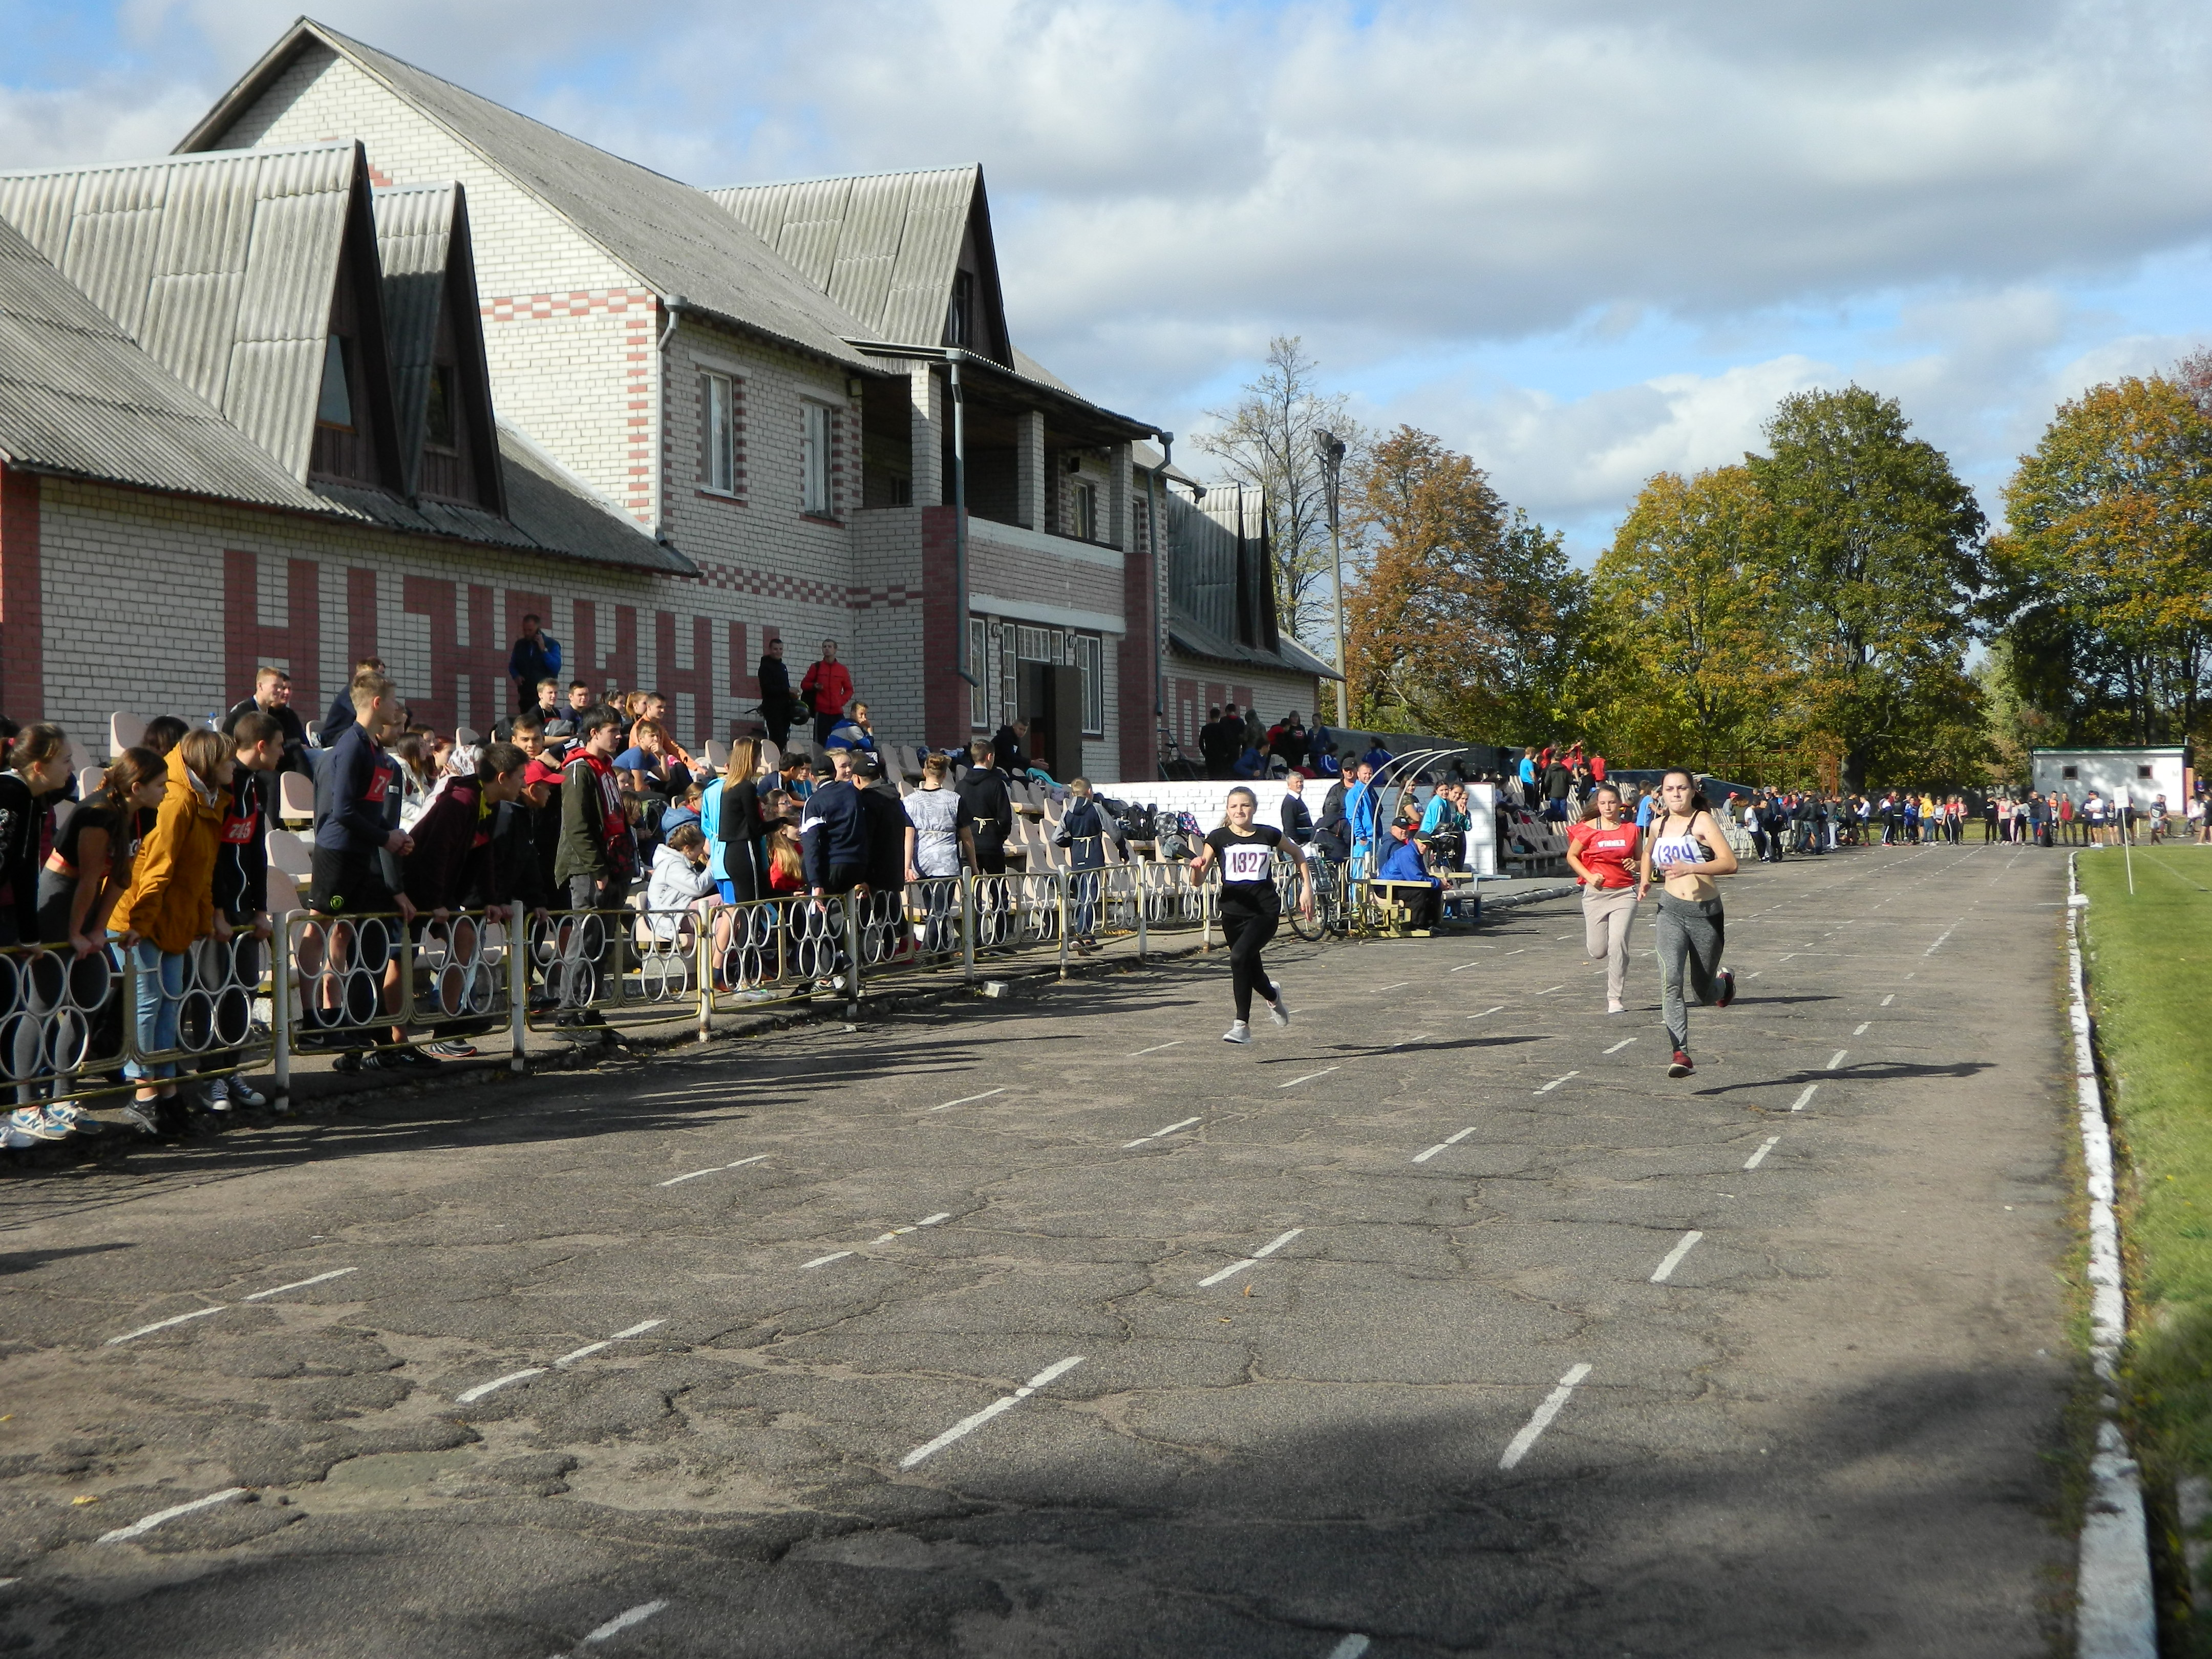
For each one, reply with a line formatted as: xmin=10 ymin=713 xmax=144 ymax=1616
xmin=1636 ymin=768 xmax=1738 ymax=1079
xmin=1189 ymin=785 xmax=1313 ymax=1044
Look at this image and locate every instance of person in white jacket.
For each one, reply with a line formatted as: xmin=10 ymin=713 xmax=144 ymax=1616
xmin=644 ymin=822 xmax=716 ymax=942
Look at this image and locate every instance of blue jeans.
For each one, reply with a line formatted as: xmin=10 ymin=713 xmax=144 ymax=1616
xmin=123 ymin=939 xmax=184 ymax=1080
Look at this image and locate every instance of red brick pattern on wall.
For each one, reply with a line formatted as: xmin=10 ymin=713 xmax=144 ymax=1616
xmin=223 ymin=549 xmax=322 ymax=714
xmin=572 ymin=601 xmax=639 ymax=698
xmin=692 ymin=557 xmax=848 ymax=610
xmin=400 ymin=577 xmax=509 ymax=735
xmin=479 ymin=288 xmax=659 ymax=524
xmin=0 ymin=466 xmax=40 ymax=721
xmin=654 ymin=609 xmax=715 ymax=742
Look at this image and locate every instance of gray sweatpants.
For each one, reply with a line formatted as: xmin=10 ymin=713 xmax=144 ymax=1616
xmin=1581 ymin=885 xmax=1639 ymax=1007
xmin=1654 ymin=892 xmax=1725 ymax=1050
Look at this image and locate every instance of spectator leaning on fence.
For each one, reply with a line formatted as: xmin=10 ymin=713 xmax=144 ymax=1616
xmin=799 ymin=746 xmax=870 ymax=902
xmin=557 ymin=707 xmax=640 ymax=913
xmin=0 ymin=723 xmax=72 ymax=947
xmin=39 ymin=745 xmax=162 ymax=958
xmin=956 ymin=738 xmax=1014 ymax=875
xmin=203 ymin=713 xmax=286 ymax=1113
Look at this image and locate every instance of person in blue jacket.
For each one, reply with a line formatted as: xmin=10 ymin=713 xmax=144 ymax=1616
xmin=1373 ymin=821 xmax=1441 ymax=932
xmin=799 ymin=748 xmax=870 ymax=900
xmin=1343 ymin=761 xmax=1380 ymax=874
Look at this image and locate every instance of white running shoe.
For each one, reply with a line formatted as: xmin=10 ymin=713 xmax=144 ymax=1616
xmin=7 ymin=1105 xmax=66 ymax=1142
xmin=1607 ymin=999 xmax=1625 ymax=1015
xmin=1267 ymin=994 xmax=1290 ymax=1028
xmin=1222 ymin=1020 xmax=1251 ymax=1044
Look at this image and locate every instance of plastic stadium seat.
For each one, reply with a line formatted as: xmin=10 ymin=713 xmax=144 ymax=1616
xmin=455 ymin=726 xmax=480 ymax=747
xmin=78 ymin=767 xmax=103 ymax=801
xmin=109 ymin=712 xmax=146 ymax=757
xmin=278 ymin=771 xmax=315 ymax=824
xmin=265 ymin=828 xmax=314 ymax=880
xmin=703 ymin=740 xmax=730 ymax=772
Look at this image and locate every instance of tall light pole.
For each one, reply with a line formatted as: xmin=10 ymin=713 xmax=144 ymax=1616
xmin=1314 ymin=429 xmax=1349 ymax=726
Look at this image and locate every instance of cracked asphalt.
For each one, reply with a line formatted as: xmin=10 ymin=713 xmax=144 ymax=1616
xmin=0 ymin=843 xmax=2077 ymax=1656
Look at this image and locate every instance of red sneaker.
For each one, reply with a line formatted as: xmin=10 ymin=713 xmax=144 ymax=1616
xmin=1668 ymin=1049 xmax=1694 ymax=1078
xmin=1714 ymin=969 xmax=1736 ymax=1010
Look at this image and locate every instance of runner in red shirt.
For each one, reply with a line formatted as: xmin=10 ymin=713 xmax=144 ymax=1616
xmin=1566 ymin=780 xmax=1641 ymax=1014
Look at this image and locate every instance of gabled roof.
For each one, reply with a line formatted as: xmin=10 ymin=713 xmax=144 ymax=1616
xmin=373 ymin=181 xmax=504 ymax=511
xmin=1164 ymin=486 xmax=1339 ymax=682
xmin=0 ymin=140 xmax=400 ymax=483
xmin=179 ymin=20 xmax=879 ymax=372
xmin=709 ymin=166 xmax=1011 ymax=361
xmin=0 ymin=211 xmax=342 ymax=513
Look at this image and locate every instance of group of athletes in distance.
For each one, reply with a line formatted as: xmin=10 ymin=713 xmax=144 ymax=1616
xmin=1193 ymin=769 xmax=1737 ymax=1078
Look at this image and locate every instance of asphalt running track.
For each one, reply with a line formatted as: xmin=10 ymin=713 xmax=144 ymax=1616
xmin=0 ymin=844 xmax=2079 ymax=1656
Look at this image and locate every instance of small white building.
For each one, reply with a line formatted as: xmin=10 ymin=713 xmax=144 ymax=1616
xmin=2030 ymin=747 xmax=2189 ymax=809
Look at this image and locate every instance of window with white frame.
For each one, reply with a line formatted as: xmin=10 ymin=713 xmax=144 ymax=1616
xmin=1067 ymin=479 xmax=1096 ymax=541
xmin=1074 ymin=633 xmax=1103 ymax=735
xmin=801 ymin=401 xmax=833 ymax=516
xmin=699 ymin=371 xmax=736 ymax=494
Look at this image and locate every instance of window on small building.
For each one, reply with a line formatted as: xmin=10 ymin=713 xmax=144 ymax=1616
xmin=1074 ymin=633 xmax=1103 ymax=735
xmin=2062 ymin=765 xmax=2079 ymax=780
xmin=2139 ymin=765 xmax=2155 ymax=779
xmin=317 ymin=336 xmax=354 ymax=429
xmin=969 ymin=617 xmax=990 ymax=729
xmin=1067 ymin=479 xmax=1096 ymax=541
xmin=424 ymin=363 xmax=457 ymax=450
xmin=700 ymin=372 xmax=736 ymax=494
xmin=801 ymin=401 xmax=833 ymax=516
xmin=947 ymin=271 xmax=972 ymax=348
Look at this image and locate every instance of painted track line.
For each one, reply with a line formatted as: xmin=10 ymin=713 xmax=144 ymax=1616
xmin=241 ymin=1267 xmax=357 ymax=1302
xmin=1533 ymin=984 xmax=1565 ymax=996
xmin=930 ymin=1087 xmax=1007 ymax=1113
xmin=872 ymin=1213 xmax=952 ymax=1242
xmin=1924 ymin=918 xmax=1963 ymax=955
xmin=456 ymin=1368 xmax=546 ymax=1403
xmin=1649 ymin=1230 xmax=1704 ymax=1282
xmin=1881 ymin=993 xmax=1895 ymax=1006
xmin=1743 ymin=1135 xmax=1780 ymax=1169
xmin=582 ymin=1600 xmax=669 ymax=1644
xmin=97 ymin=1487 xmax=248 ymax=1544
xmin=1853 ymin=1022 xmax=1869 ymax=1036
xmin=1412 ymin=1127 xmax=1477 ymax=1164
xmin=1199 ymin=1227 xmax=1305 ymax=1286
xmin=1825 ymin=1049 xmax=1848 ymax=1070
xmin=899 ymin=1356 xmax=1083 ymax=1468
xmin=1129 ymin=1040 xmax=1183 ymax=1056
xmin=802 ymin=1251 xmax=854 ymax=1269
xmin=658 ymin=1154 xmax=770 ymax=1186
xmin=106 ymin=1305 xmax=226 ymax=1345
xmin=1280 ymin=1067 xmax=1339 ymax=1089
xmin=1124 ymin=1115 xmax=1202 ymax=1148
xmin=1371 ymin=981 xmax=1412 ymax=993
xmin=1789 ymin=1084 xmax=1818 ymax=1112
xmin=1327 ymin=1638 xmax=1371 ymax=1659
xmin=553 ymin=1318 xmax=665 ymax=1368
xmin=1603 ymin=1037 xmax=1636 ymax=1054
xmin=1467 ymin=1005 xmax=1504 ymax=1018
xmin=1534 ymin=1071 xmax=1580 ymax=1095
xmin=1500 ymin=1363 xmax=1592 ymax=1470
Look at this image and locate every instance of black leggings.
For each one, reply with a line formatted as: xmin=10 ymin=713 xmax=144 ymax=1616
xmin=1221 ymin=895 xmax=1280 ymax=1021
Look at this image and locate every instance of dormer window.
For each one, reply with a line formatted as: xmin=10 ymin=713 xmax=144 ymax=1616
xmin=424 ymin=363 xmax=456 ymax=451
xmin=946 ymin=271 xmax=972 ymax=348
xmin=317 ymin=335 xmax=354 ymax=429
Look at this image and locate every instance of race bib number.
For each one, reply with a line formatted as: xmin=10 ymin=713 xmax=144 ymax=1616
xmin=1221 ymin=843 xmax=1274 ymax=883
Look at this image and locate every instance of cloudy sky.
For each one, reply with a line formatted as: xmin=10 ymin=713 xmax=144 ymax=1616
xmin=6 ymin=0 xmax=2211 ymax=555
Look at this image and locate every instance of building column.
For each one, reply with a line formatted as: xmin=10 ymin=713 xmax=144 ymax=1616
xmin=1016 ymin=409 xmax=1046 ymax=530
xmin=1109 ymin=441 xmax=1133 ymax=551
xmin=910 ymin=364 xmax=944 ymax=506
xmin=0 ymin=466 xmax=41 ymax=721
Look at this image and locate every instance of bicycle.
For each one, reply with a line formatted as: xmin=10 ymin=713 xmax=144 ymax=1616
xmin=1286 ymin=854 xmax=1350 ymax=940
xmin=1157 ymin=730 xmax=1201 ymax=782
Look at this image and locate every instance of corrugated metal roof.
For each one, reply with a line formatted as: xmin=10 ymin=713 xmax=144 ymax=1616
xmin=711 ymin=167 xmax=978 ymax=349
xmin=0 ymin=211 xmax=339 ymax=513
xmin=373 ymin=181 xmax=454 ymax=495
xmin=183 ymin=24 xmax=877 ymax=372
xmin=0 ymin=143 xmax=357 ymax=480
xmin=1163 ymin=487 xmax=1335 ymax=680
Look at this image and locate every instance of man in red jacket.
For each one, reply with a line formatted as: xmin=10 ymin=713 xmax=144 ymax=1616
xmin=800 ymin=640 xmax=854 ymax=749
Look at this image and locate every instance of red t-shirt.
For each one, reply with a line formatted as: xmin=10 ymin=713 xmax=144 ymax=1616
xmin=1570 ymin=819 xmax=1640 ymax=890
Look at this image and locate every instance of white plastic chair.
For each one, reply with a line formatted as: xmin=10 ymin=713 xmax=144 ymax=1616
xmin=109 ymin=712 xmax=146 ymax=757
xmin=278 ymin=772 xmax=315 ymax=824
xmin=703 ymin=739 xmax=731 ymax=772
xmin=265 ymin=827 xmax=314 ymax=881
xmin=77 ymin=766 xmax=104 ymax=801
xmin=455 ymin=726 xmax=480 ymax=747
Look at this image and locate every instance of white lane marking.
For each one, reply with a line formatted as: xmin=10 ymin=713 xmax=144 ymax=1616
xmin=1881 ymin=993 xmax=1895 ymax=1006
xmin=873 ymin=1213 xmax=953 ymax=1242
xmin=241 ymin=1267 xmax=357 ymax=1302
xmin=106 ymin=1305 xmax=226 ymax=1345
xmin=1853 ymin=1022 xmax=1869 ymax=1036
xmin=1499 ymin=1363 xmax=1592 ymax=1469
xmin=1825 ymin=1049 xmax=1847 ymax=1070
xmin=1129 ymin=1040 xmax=1183 ymax=1056
xmin=1467 ymin=1005 xmax=1505 ymax=1018
xmin=1505 ymin=947 xmax=1527 ymax=954
xmin=1327 ymin=1639 xmax=1371 ymax=1659
xmin=1412 ymin=1127 xmax=1478 ymax=1163
xmin=899 ymin=1356 xmax=1084 ymax=1468
xmin=1603 ymin=1037 xmax=1636 ymax=1054
xmin=1371 ymin=982 xmax=1412 ymax=993
xmin=1743 ymin=1135 xmax=1780 ymax=1169
xmin=1124 ymin=1115 xmax=1202 ymax=1148
xmin=1777 ymin=953 xmax=1795 ymax=963
xmin=1533 ymin=984 xmax=1565 ymax=996
xmin=802 ymin=1251 xmax=854 ymax=1269
xmin=1746 ymin=971 xmax=1761 ymax=978
xmin=583 ymin=1600 xmax=670 ymax=1644
xmin=456 ymin=1368 xmax=547 ymax=1403
xmin=1535 ymin=1071 xmax=1580 ymax=1094
xmin=1199 ymin=1227 xmax=1305 ymax=1286
xmin=1923 ymin=919 xmax=1962 ymax=955
xmin=657 ymin=1154 xmax=770 ymax=1187
xmin=1280 ymin=1067 xmax=1340 ymax=1089
xmin=930 ymin=1087 xmax=1007 ymax=1113
xmin=1790 ymin=1085 xmax=1817 ymax=1112
xmin=1449 ymin=960 xmax=1486 ymax=972
xmin=1649 ymin=1230 xmax=1705 ymax=1282
xmin=553 ymin=1318 xmax=666 ymax=1367
xmin=97 ymin=1487 xmax=248 ymax=1544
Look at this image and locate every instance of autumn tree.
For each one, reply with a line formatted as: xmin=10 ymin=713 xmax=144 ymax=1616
xmin=1746 ymin=386 xmax=1989 ymax=791
xmin=1990 ymin=373 xmax=2212 ymax=746
xmin=1585 ymin=466 xmax=1794 ymax=775
xmin=1197 ymin=337 xmax=1365 ymax=689
xmin=1343 ymin=426 xmax=1587 ymax=741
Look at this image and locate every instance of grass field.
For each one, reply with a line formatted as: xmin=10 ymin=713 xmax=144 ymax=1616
xmin=2077 ymin=843 xmax=2212 ymax=1619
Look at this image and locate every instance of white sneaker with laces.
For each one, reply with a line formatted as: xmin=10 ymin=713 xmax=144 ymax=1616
xmin=1222 ymin=1020 xmax=1251 ymax=1045
xmin=1267 ymin=993 xmax=1290 ymax=1028
xmin=204 ymin=1077 xmax=231 ymax=1112
xmin=7 ymin=1105 xmax=66 ymax=1142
